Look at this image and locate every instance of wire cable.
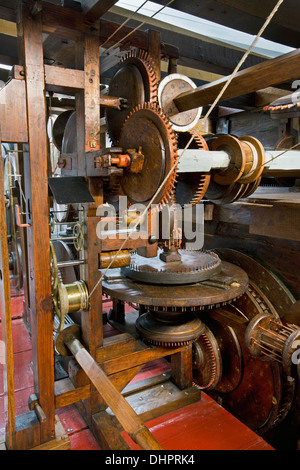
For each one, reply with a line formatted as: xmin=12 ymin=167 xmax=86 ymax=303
xmin=88 ymin=0 xmax=285 ymax=300
xmin=103 ymin=0 xmax=176 ymax=55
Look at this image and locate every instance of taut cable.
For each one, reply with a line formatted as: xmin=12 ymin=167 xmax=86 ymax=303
xmin=88 ymin=0 xmax=286 ymax=300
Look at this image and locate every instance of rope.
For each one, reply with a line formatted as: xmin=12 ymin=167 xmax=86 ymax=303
xmin=101 ymin=0 xmax=149 ymax=48
xmin=103 ymin=0 xmax=176 ymax=55
xmin=88 ymin=0 xmax=285 ymax=300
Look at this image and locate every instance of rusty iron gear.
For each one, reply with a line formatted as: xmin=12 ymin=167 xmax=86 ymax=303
xmin=106 ymin=49 xmax=159 ymax=144
xmin=118 ymin=102 xmax=179 ymax=207
xmin=135 ymin=310 xmax=205 ymax=347
xmin=175 ymin=130 xmax=211 ymax=207
xmin=193 ymin=328 xmax=222 ymax=390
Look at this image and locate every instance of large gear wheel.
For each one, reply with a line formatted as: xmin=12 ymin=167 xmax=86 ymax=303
xmin=106 ymin=49 xmax=159 ymax=145
xmin=175 ymin=131 xmax=211 ymax=207
xmin=118 ymin=102 xmax=179 ymax=207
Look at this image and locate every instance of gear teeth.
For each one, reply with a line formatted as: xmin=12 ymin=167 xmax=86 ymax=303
xmin=145 ymin=338 xmax=192 ymax=347
xmin=107 ymin=49 xmax=159 ymax=144
xmin=119 ymin=102 xmax=179 ymax=207
xmin=175 ymin=130 xmax=211 ymax=207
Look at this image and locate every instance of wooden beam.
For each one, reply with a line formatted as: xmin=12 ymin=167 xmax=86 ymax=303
xmin=150 ymin=0 xmax=300 ymax=48
xmin=17 ymin=1 xmax=56 ymax=445
xmin=81 ymin=0 xmax=119 ymax=22
xmin=0 ymin=79 xmax=28 ymax=142
xmin=44 ymin=64 xmax=85 ymax=91
xmin=99 ymin=19 xmax=179 ymax=58
xmin=174 ymin=48 xmax=300 ymax=113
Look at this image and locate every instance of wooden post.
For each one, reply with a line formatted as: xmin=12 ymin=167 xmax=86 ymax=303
xmin=148 ymin=29 xmax=161 ymax=81
xmin=16 ymin=1 xmax=55 ymax=444
xmin=80 ymin=32 xmax=102 ymax=356
xmin=171 ymin=343 xmax=193 ymax=390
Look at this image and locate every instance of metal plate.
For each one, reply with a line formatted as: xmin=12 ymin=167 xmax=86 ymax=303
xmin=48 ymin=177 xmax=95 ymax=205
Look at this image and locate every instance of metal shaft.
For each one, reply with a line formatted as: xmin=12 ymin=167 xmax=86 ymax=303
xmin=177 ymin=148 xmax=300 ymax=176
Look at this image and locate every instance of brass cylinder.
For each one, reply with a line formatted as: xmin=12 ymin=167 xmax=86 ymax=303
xmin=99 ymin=250 xmax=131 ymax=269
xmin=65 ymin=280 xmax=89 ymax=313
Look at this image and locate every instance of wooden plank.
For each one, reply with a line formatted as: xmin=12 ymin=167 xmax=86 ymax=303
xmin=40 ymin=2 xmax=97 ymax=40
xmin=174 ymin=48 xmax=300 ymax=112
xmin=249 ymin=205 xmax=300 ymax=242
xmin=44 ymin=64 xmax=85 ymax=91
xmin=96 ymin=334 xmax=145 ymax=363
xmin=16 ymin=2 xmax=55 ymax=445
xmin=92 ymin=411 xmax=130 ymax=450
xmin=31 ymin=416 xmax=70 ymax=450
xmin=171 ymin=344 xmax=193 ymax=390
xmin=100 ymin=344 xmax=186 ymax=375
xmin=55 ymin=379 xmax=91 ymax=409
xmin=0 ymin=132 xmax=16 ymax=450
xmin=148 ymin=29 xmax=161 ymax=81
xmin=122 ymin=372 xmax=171 ymax=397
xmin=135 ymin=385 xmax=202 ymax=424
xmin=0 ymin=79 xmax=28 ymax=142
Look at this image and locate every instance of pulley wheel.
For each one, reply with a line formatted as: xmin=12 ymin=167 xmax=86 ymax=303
xmin=158 ymin=73 xmax=202 ymax=132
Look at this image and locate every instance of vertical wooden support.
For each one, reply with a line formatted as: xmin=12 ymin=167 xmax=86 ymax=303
xmin=171 ymin=344 xmax=193 ymax=390
xmin=0 ymin=136 xmax=16 ymax=450
xmin=78 ymin=33 xmax=103 ymax=417
xmin=16 ymin=1 xmax=55 ymax=444
xmin=148 ymin=29 xmax=161 ymax=81
xmin=80 ymin=33 xmax=102 ymax=355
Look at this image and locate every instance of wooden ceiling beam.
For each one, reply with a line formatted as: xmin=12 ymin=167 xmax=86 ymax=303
xmin=174 ymin=48 xmax=300 ymax=112
xmin=150 ymin=0 xmax=300 ymax=48
xmin=99 ymin=19 xmax=179 ymax=58
xmin=81 ymin=0 xmax=120 ymax=22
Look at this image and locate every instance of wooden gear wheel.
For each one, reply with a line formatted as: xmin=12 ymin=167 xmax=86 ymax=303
xmin=118 ymin=102 xmax=179 ymax=207
xmin=106 ymin=49 xmax=159 ymax=144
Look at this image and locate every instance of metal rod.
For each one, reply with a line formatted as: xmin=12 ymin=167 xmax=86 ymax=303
xmin=51 ymin=236 xmax=76 ymax=242
xmin=57 ymin=260 xmax=85 ymax=268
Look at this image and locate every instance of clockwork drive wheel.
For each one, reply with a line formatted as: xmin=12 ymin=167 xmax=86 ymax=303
xmin=118 ymin=102 xmax=179 ymax=207
xmin=106 ymin=49 xmax=159 ymax=144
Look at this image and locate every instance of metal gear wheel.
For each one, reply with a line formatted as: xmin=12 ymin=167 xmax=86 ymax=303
xmin=175 ymin=130 xmax=211 ymax=207
xmin=135 ymin=311 xmax=205 ymax=347
xmin=118 ymin=102 xmax=179 ymax=207
xmin=106 ymin=49 xmax=159 ymax=144
xmin=123 ymin=248 xmax=222 ymax=285
xmin=193 ymin=328 xmax=222 ymax=390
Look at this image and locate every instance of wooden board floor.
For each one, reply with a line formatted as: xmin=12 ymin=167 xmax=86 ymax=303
xmin=0 ymin=289 xmax=274 ymax=450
